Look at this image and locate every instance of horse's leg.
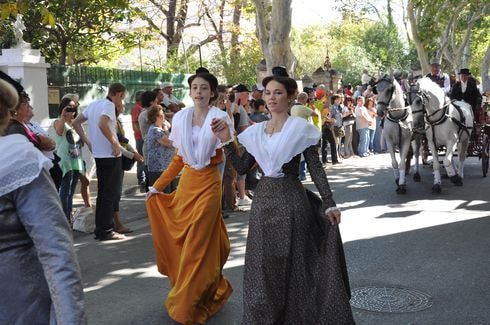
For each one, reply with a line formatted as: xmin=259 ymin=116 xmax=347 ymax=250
xmin=427 ymin=130 xmax=442 ymax=193
xmin=443 ymin=140 xmax=463 ymax=186
xmin=411 ymin=139 xmax=421 ymax=182
xmin=457 ymin=136 xmax=470 ymax=180
xmin=397 ymin=137 xmax=411 ymax=194
xmin=459 ymin=138 xmax=470 ymax=178
xmin=387 ymin=141 xmax=399 ymax=185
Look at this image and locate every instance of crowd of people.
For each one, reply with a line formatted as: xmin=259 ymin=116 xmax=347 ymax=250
xmin=0 ymin=57 xmax=486 ymax=324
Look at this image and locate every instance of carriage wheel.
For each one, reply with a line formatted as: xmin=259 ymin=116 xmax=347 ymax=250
xmin=482 ymin=151 xmax=489 ymax=177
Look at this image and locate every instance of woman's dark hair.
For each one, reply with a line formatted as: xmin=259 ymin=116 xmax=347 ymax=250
xmin=141 ymin=90 xmax=157 ymax=108
xmin=262 ymin=75 xmax=298 ymax=97
xmin=188 ymin=72 xmax=219 ymax=103
xmin=58 ymin=97 xmax=75 ymax=116
xmin=253 ymin=98 xmax=265 ymax=111
xmin=147 ymin=104 xmax=163 ymax=124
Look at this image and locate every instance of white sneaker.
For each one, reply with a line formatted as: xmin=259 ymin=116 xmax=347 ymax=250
xmin=237 ymin=196 xmax=253 ymax=206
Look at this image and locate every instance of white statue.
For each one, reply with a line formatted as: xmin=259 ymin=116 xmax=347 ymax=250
xmin=13 ymin=14 xmax=30 ymax=48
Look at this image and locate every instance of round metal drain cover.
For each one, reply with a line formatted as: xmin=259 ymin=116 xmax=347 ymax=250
xmin=350 ymin=287 xmax=432 ymax=313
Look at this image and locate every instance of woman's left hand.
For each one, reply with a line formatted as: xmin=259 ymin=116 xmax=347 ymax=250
xmin=211 ymin=118 xmax=231 ymax=142
xmin=326 ymin=208 xmax=341 ymax=225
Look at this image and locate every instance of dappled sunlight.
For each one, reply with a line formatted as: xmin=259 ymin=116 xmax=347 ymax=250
xmin=340 ymin=198 xmax=489 ymax=243
xmin=84 ymin=264 xmax=162 ymax=293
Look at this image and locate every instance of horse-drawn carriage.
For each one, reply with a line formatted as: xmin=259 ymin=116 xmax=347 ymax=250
xmin=375 ymin=74 xmax=489 ymax=194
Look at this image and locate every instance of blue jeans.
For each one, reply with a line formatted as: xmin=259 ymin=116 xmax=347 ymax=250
xmin=357 ymin=128 xmax=370 ymax=156
xmin=59 ymin=170 xmax=81 ymax=222
xmin=368 ymin=128 xmax=375 ymax=152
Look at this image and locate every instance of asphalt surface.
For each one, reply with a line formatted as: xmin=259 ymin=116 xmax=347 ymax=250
xmin=73 ymin=152 xmax=490 ymax=324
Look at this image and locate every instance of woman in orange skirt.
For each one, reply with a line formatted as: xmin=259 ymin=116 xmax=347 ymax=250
xmin=145 ymin=72 xmax=233 ymax=324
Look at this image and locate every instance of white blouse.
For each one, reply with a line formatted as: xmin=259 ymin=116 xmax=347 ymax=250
xmin=169 ymin=106 xmax=234 ymax=170
xmin=237 ymin=116 xmax=320 ymax=178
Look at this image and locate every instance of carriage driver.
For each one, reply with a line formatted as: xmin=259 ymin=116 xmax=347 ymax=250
xmin=426 ymin=58 xmax=451 ymax=94
xmin=449 ymin=68 xmax=483 ymax=123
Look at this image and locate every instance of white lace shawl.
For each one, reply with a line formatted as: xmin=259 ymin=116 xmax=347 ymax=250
xmin=237 ymin=116 xmax=321 ymax=177
xmin=169 ymin=106 xmax=234 ymax=170
xmin=0 ymin=134 xmax=53 ymax=197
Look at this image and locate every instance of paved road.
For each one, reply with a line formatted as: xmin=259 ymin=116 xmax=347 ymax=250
xmin=73 ymin=153 xmax=490 ymax=324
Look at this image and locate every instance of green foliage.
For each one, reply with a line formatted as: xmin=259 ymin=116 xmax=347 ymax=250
xmin=291 ymin=15 xmax=411 ymax=86
xmin=0 ymin=0 xmax=131 ymax=65
xmin=0 ymin=19 xmax=15 ymax=48
xmin=208 ymin=32 xmax=263 ymax=86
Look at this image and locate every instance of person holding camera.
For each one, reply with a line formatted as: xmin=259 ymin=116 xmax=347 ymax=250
xmin=53 ymin=98 xmax=84 ymax=224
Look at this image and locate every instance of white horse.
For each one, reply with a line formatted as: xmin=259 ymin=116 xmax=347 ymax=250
xmin=411 ymin=77 xmax=474 ymax=193
xmin=376 ymin=74 xmax=419 ymax=193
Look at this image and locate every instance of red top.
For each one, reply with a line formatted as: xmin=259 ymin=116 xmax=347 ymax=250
xmin=131 ymin=103 xmax=144 ymax=140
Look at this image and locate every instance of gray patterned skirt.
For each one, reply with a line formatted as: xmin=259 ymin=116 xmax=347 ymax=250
xmin=242 ymin=175 xmax=354 ymax=324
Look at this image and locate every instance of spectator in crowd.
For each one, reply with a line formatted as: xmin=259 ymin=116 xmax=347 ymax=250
xmin=361 ymin=69 xmax=372 ymax=91
xmin=330 ymin=94 xmax=345 ymax=162
xmin=113 ymin=102 xmax=143 ymax=234
xmin=426 ymin=58 xmax=451 ymax=94
xmin=249 ymin=98 xmax=269 ymax=123
xmin=161 ymin=81 xmax=186 ymax=113
xmin=73 ymin=83 xmax=127 ymax=241
xmin=7 ymin=91 xmax=55 ymax=153
xmin=292 ymin=92 xmax=320 ymax=179
xmin=61 ymin=93 xmax=94 ymax=218
xmin=145 ymin=72 xmax=233 ymax=324
xmin=23 ymin=96 xmax=62 ymax=189
xmin=449 ymin=68 xmax=482 ymax=122
xmin=344 ymin=84 xmax=353 ymax=97
xmin=0 ymin=71 xmax=86 ymax=324
xmin=233 ymin=84 xmax=253 ymax=206
xmin=138 ymin=90 xmax=159 ymax=190
xmin=355 ymin=96 xmax=373 ymax=157
xmin=131 ymin=90 xmax=146 ymax=187
xmin=251 ymin=83 xmax=264 ymax=101
xmin=144 ymin=104 xmax=176 ymax=191
xmin=352 ymin=85 xmax=363 ymax=99
xmin=365 ymin=97 xmax=377 ymax=154
xmin=53 ymin=97 xmax=84 ymax=224
xmin=321 ymin=100 xmax=339 ymax=164
xmin=342 ymin=96 xmax=356 ymax=158
xmin=213 ymin=73 xmax=353 ymax=324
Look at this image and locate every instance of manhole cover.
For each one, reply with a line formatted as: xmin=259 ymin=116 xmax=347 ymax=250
xmin=350 ymin=287 xmax=432 ymax=313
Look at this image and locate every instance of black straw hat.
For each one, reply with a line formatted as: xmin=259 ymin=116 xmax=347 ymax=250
xmin=458 ymin=68 xmax=471 ymax=75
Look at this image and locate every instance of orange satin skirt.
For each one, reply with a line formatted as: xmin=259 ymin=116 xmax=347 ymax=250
xmin=146 ymin=159 xmax=232 ymax=324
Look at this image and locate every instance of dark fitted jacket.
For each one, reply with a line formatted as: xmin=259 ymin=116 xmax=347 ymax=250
xmin=449 ymin=78 xmax=482 ymax=112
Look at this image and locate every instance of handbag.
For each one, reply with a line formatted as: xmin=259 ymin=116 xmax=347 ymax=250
xmin=342 ymin=115 xmax=355 ymax=126
xmin=66 ymin=129 xmax=81 ymax=158
xmin=334 ymin=125 xmax=346 ymax=137
xmin=122 ymin=155 xmax=136 ymax=171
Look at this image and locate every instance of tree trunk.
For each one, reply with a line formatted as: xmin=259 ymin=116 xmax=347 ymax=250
xmin=482 ymin=43 xmax=490 ymax=93
xmin=406 ymin=0 xmax=429 ymax=75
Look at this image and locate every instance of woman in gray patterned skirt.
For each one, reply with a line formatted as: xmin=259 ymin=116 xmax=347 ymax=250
xmin=211 ymin=74 xmax=354 ymax=324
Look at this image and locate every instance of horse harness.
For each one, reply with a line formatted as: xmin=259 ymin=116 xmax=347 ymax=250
xmin=376 ymin=77 xmax=412 ymax=144
xmin=418 ymin=92 xmax=472 ymax=147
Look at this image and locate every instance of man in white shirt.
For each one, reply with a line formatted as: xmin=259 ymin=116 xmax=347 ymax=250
xmin=161 ymin=82 xmax=185 ymax=113
xmin=73 ymin=83 xmax=126 ymax=241
xmin=426 ymin=58 xmax=450 ymax=94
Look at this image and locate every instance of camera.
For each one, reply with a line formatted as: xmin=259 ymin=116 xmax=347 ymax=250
xmin=65 ymin=105 xmax=77 ymax=113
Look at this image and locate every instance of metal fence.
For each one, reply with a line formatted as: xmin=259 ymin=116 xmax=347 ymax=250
xmin=47 ymin=65 xmax=190 ymax=116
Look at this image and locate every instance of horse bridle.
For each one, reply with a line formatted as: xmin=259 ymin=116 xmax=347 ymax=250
xmin=375 ymin=76 xmax=410 ymax=122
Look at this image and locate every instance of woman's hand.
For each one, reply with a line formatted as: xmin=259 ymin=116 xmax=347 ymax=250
xmin=133 ymin=152 xmax=144 ymax=162
xmin=211 ymin=118 xmax=231 ymax=143
xmin=325 ymin=207 xmax=341 ymax=225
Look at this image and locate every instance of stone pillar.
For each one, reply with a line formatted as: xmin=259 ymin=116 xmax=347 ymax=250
xmin=0 ymin=47 xmax=51 ymax=126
